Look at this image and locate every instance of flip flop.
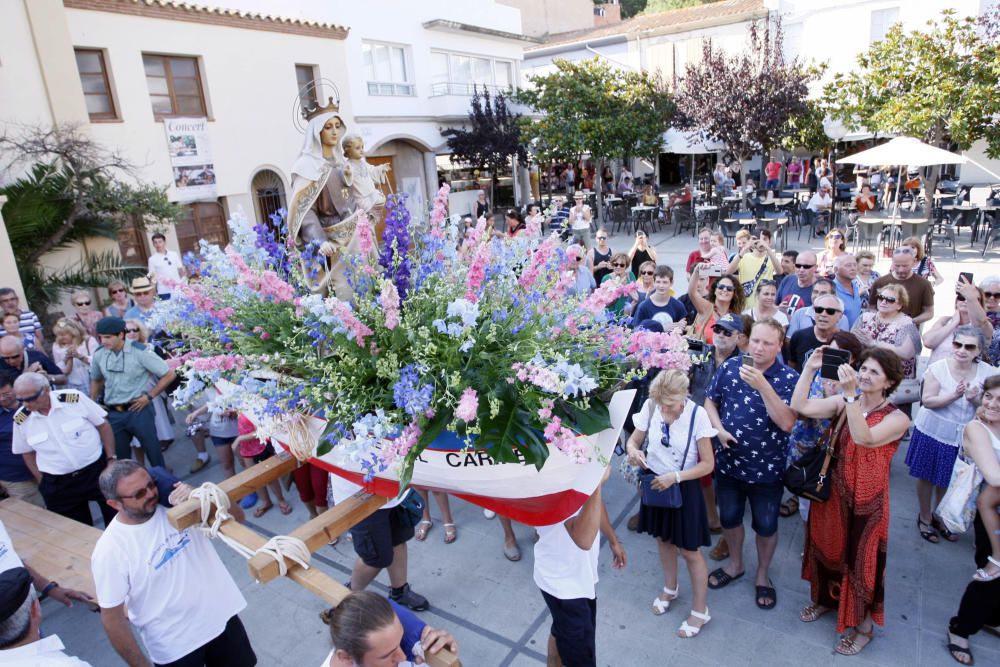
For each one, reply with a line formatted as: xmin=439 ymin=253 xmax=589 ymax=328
xmin=443 ymin=523 xmax=457 ymax=544
xmin=414 ymin=520 xmax=433 ymax=541
xmin=756 ymin=581 xmax=777 ymax=610
xmin=253 ymin=503 xmax=273 ymax=518
xmin=278 ymin=501 xmax=293 ymax=515
xmin=947 ymin=643 xmax=974 ymax=666
xmin=503 ymin=543 xmax=521 ymax=562
xmin=707 ymin=568 xmax=744 ymax=590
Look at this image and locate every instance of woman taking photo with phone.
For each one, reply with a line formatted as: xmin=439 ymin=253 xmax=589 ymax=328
xmin=790 ymin=347 xmax=910 ymax=656
xmin=625 ymin=369 xmax=716 ymax=638
xmin=688 ymin=264 xmax=745 ymax=344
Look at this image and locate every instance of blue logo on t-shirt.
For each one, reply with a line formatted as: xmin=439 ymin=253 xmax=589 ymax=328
xmin=151 ymin=532 xmax=192 ymax=570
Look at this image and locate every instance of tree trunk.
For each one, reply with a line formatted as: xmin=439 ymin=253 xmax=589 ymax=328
xmin=596 ymin=157 xmax=605 ymax=226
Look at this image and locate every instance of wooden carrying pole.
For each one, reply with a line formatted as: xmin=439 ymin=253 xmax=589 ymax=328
xmin=166 ymin=459 xmax=461 ymax=666
xmin=247 ymin=492 xmax=386 ymax=583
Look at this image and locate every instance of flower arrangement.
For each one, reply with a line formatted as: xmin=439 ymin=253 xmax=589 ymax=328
xmin=157 ymin=188 xmax=691 ymax=488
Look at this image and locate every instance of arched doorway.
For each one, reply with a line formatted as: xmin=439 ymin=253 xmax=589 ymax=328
xmin=251 ymin=168 xmax=287 ymax=231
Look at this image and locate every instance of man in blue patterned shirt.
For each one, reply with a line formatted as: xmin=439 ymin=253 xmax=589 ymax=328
xmin=704 ymin=317 xmax=798 ymax=610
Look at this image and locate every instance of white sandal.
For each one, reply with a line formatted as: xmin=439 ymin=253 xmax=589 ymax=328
xmin=652 ymin=586 xmax=678 ymax=615
xmin=677 ymin=608 xmax=711 ymax=638
xmin=973 ymin=556 xmax=1000 ymax=582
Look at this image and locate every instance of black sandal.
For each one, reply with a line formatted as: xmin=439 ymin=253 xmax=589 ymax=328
xmin=707 ymin=567 xmax=744 ymax=589
xmin=947 ymin=642 xmax=974 ymax=665
xmin=933 ymin=517 xmax=960 ymax=543
xmin=755 ymin=580 xmax=777 ymax=610
xmin=918 ymin=516 xmax=939 ymax=544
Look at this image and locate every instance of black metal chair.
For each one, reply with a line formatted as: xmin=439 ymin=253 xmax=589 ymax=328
xmin=608 ymin=201 xmax=628 ymax=234
xmin=672 ymin=205 xmax=695 ymax=237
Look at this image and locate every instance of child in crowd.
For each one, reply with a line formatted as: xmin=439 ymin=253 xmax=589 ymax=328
xmin=233 ymin=413 xmax=293 ymax=517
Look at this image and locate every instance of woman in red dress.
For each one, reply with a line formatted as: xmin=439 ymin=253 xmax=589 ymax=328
xmin=790 ymin=347 xmax=911 ymax=656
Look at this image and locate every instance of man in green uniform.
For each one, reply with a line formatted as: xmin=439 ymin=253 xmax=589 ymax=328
xmin=89 ymin=317 xmax=175 ymax=468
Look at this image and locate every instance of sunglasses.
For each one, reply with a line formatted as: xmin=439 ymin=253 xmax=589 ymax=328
xmin=640 ymin=271 xmax=655 ymax=276
xmin=795 ymin=263 xmax=815 ymax=269
xmin=15 ymin=387 xmax=44 ymax=404
xmin=813 ymin=306 xmax=841 ymax=316
xmin=715 ymin=284 xmax=735 ymax=292
xmin=984 ymin=292 xmax=1000 ymax=299
xmin=575 ymin=257 xmax=584 ymax=262
xmin=711 ymin=325 xmax=735 ymax=337
xmin=877 ymin=295 xmax=897 ymax=304
xmin=75 ymin=300 xmax=91 ymax=306
xmin=126 ymin=327 xmax=141 ymax=334
xmin=110 ymin=288 xmax=126 ymax=294
xmin=612 ymin=263 xmax=628 ymax=268
xmin=952 ymin=341 xmax=979 ymax=352
xmin=828 ymin=234 xmax=843 ymax=240
xmin=596 ymin=236 xmax=607 ymax=240
xmin=117 ymin=480 xmax=157 ymax=501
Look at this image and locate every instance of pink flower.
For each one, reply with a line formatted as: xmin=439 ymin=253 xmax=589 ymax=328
xmin=379 ymin=419 xmax=422 ymax=470
xmin=379 ymin=281 xmax=400 ymax=330
xmin=627 ymin=331 xmax=693 ymax=371
xmin=326 ymin=298 xmax=374 ymax=346
xmin=429 ymin=184 xmax=451 ymax=239
xmin=465 ymin=244 xmax=490 ymax=302
xmin=455 ymin=388 xmax=478 ymax=422
xmin=356 ymin=212 xmax=376 ymax=255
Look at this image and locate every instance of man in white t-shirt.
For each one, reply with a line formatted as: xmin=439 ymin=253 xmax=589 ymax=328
xmin=92 ymin=460 xmax=256 ymax=667
xmin=0 ymin=566 xmax=91 ymax=665
xmin=532 ymin=468 xmax=625 ymax=667
xmin=146 ymin=233 xmax=186 ymax=300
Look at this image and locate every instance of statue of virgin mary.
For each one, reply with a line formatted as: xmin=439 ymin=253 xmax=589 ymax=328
xmin=287 ymin=98 xmax=363 ymax=298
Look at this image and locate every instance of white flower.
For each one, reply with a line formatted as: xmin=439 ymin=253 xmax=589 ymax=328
xmin=446 ymin=298 xmax=480 ymax=328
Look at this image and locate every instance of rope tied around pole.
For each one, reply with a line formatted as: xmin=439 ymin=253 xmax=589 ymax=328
xmin=186 ymin=482 xmax=311 ymax=578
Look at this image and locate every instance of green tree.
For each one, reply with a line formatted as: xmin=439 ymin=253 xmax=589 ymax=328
xmin=0 ymin=124 xmax=181 ymax=316
xmin=643 ymin=0 xmax=718 ymax=15
xmin=780 ymin=98 xmax=829 ymax=154
xmin=674 ymin=18 xmax=814 ymax=206
xmin=518 ymin=58 xmax=674 ymax=217
xmin=825 ymin=8 xmax=1000 ymax=211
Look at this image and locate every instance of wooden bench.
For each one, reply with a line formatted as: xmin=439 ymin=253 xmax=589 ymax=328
xmin=0 ymin=497 xmax=101 ymax=602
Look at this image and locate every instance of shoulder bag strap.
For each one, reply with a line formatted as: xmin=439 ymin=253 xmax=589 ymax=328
xmin=817 ymin=410 xmax=848 ymax=486
xmin=676 ymin=407 xmax=699 ymax=471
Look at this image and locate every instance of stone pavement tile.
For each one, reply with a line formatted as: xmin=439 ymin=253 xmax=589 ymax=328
xmin=920 ymin=587 xmax=966 ymax=638
xmin=919 ymin=627 xmax=1000 ymax=667
xmin=505 ymin=654 xmax=546 ymax=666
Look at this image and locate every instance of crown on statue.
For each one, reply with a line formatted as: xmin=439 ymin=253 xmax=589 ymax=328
xmin=302 ymin=96 xmax=340 ymax=121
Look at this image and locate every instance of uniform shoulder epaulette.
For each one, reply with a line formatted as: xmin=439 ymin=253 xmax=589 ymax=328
xmin=130 ymin=341 xmax=148 ymax=351
xmin=56 ymin=390 xmax=81 ymax=403
xmin=12 ymin=407 xmax=30 ymax=425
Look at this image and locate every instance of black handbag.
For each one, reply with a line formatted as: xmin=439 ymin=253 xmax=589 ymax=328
xmin=639 ymin=409 xmax=697 ymax=509
xmin=783 ymin=413 xmax=846 ymax=503
xmin=393 ymin=489 xmax=425 ymax=529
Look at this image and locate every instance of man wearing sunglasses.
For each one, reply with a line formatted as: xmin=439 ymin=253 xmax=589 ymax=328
xmin=0 ymin=337 xmax=66 ymax=387
xmin=90 ymin=317 xmax=175 ymax=469
xmin=775 ymin=250 xmax=819 ymax=314
xmin=0 ymin=288 xmax=43 ymax=348
xmin=868 ymin=247 xmax=934 ymax=326
xmin=147 ymin=233 xmax=186 ymax=301
xmin=786 ymin=279 xmax=850 ymax=339
xmin=787 ymin=295 xmax=845 ymax=372
xmin=93 ymin=460 xmax=255 ymax=667
xmin=10 ymin=372 xmax=117 ymax=527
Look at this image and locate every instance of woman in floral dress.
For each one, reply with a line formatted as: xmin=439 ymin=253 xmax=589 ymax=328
xmin=790 ymin=347 xmax=911 ymax=656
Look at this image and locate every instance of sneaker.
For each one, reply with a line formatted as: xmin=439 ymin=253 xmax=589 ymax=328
xmin=389 ymin=583 xmax=429 ymax=611
xmin=189 ymin=457 xmax=210 ymax=474
xmin=483 ymin=509 xmax=496 ymax=519
xmin=240 ymin=492 xmax=259 ymax=509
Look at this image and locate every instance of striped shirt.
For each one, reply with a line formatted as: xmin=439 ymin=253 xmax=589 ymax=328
xmin=0 ymin=310 xmax=41 ymax=338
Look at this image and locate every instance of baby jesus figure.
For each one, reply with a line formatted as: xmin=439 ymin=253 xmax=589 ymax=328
xmin=342 ymin=133 xmax=392 ymax=216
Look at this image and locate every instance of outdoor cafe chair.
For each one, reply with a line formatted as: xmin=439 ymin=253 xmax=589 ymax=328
xmin=854 ymin=218 xmax=885 ymax=254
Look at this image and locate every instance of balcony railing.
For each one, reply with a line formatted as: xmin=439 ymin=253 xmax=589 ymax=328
xmin=429 ymin=82 xmax=514 ymax=97
xmin=367 ymin=81 xmax=415 ymax=97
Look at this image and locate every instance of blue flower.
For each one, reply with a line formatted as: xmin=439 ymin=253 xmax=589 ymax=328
xmin=392 ymin=364 xmax=434 ymax=416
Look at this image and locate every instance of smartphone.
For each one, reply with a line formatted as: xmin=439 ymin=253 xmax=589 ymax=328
xmin=704 ymin=265 xmax=723 ymax=277
xmin=959 ymin=272 xmax=974 ymax=285
xmin=820 ymin=347 xmax=851 ymax=381
xmin=741 ymin=354 xmax=755 ymax=368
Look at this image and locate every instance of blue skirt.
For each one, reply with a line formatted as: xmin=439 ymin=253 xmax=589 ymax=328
xmin=637 ymin=479 xmax=711 ymax=551
xmin=905 ymin=428 xmax=959 ymax=488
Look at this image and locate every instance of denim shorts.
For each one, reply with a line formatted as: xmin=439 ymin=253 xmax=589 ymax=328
xmin=715 ymin=472 xmax=784 ymax=537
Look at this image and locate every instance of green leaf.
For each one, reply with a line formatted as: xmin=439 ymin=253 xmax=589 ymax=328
xmin=558 ymin=400 xmax=611 ymax=436
xmin=478 ymin=399 xmax=549 ymax=471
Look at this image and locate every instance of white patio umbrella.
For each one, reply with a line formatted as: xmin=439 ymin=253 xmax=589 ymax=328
xmin=662 ymin=129 xmax=725 ymax=210
xmin=837 ymin=136 xmax=970 ymax=224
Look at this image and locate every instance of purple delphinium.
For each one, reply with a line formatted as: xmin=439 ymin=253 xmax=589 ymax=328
xmin=379 ymin=195 xmax=412 ymax=300
xmin=254 ymin=208 xmax=292 ymax=279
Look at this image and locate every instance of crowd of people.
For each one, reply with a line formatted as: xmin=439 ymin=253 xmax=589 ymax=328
xmin=2 ymin=204 xmax=1000 ymax=667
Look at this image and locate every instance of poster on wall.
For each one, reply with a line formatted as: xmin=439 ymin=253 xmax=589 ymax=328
xmin=164 ymin=117 xmax=216 ymax=203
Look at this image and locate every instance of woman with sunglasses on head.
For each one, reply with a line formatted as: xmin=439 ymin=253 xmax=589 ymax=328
xmin=628 ymin=230 xmax=657 ymax=278
xmin=907 ymin=324 xmax=995 ymax=545
xmin=816 ymin=229 xmax=848 ymax=278
xmin=602 ymin=252 xmax=636 ymax=318
xmin=743 ymin=280 xmax=788 ymax=328
xmin=625 ymin=369 xmax=716 ymax=638
xmin=68 ymin=289 xmax=102 ymax=338
xmin=851 ymin=283 xmax=921 ymax=403
xmin=791 ymin=347 xmax=910 ymax=656
xmin=923 ymin=279 xmax=993 ymax=365
xmin=688 ymin=264 xmax=745 ymax=345
xmin=124 ymin=320 xmax=175 ymax=460
xmin=979 ymin=276 xmax=1000 ymax=363
xmin=51 ymin=319 xmax=98 ymax=396
xmin=901 ymin=236 xmax=944 ymax=286
xmin=630 ymin=261 xmax=657 ymax=310
xmin=103 ymin=280 xmax=134 ymax=319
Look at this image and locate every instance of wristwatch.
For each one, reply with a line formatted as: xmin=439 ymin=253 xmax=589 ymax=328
xmin=844 ymin=395 xmax=858 ymax=404
xmin=41 ymin=581 xmax=59 ymax=597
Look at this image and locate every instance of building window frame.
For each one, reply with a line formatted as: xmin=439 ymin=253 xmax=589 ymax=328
xmin=429 ymin=49 xmax=517 ymax=97
xmin=295 ymin=63 xmax=319 ymax=108
xmin=74 ymin=47 xmax=119 ymax=121
xmin=362 ymin=41 xmax=415 ymax=97
xmin=870 ymin=7 xmax=900 ymax=44
xmin=142 ymin=53 xmax=208 ymax=119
